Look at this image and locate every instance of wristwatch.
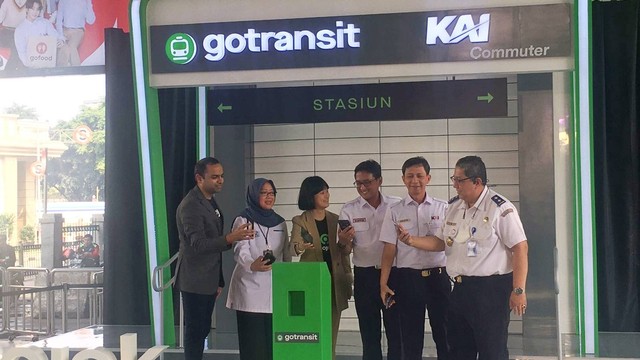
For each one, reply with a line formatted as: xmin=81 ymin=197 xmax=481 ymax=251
xmin=513 ymin=287 xmax=525 ymax=295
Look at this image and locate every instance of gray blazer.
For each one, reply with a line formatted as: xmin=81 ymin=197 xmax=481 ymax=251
xmin=175 ymin=186 xmax=231 ymax=295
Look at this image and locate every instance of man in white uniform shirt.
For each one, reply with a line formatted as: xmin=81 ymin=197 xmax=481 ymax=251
xmin=339 ymin=160 xmax=401 ymax=360
xmin=398 ymin=156 xmax=528 ymax=360
xmin=379 ymin=156 xmax=450 ymax=360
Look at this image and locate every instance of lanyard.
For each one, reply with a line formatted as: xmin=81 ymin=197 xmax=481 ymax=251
xmin=256 ymin=223 xmax=271 ymax=249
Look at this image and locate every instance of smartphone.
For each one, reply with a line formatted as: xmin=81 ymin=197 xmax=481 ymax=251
xmin=384 ymin=293 xmax=395 ymax=309
xmin=262 ymin=249 xmax=276 ymax=265
xmin=301 ymin=228 xmax=314 ymax=244
xmin=338 ymin=219 xmax=351 ymax=230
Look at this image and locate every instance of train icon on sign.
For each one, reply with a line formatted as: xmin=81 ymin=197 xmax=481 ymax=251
xmin=166 ymin=33 xmax=197 ymax=65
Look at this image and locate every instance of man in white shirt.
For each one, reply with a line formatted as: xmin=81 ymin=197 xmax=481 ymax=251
xmin=339 ymin=160 xmax=401 ymax=360
xmin=55 ymin=0 xmax=94 ymax=66
xmin=398 ymin=155 xmax=528 ymax=360
xmin=13 ymin=0 xmax=64 ymax=66
xmin=379 ymin=156 xmax=450 ymax=360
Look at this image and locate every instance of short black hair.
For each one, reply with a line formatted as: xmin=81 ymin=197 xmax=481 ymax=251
xmin=26 ymin=0 xmax=42 ymax=10
xmin=194 ymin=157 xmax=221 ymax=178
xmin=455 ymin=156 xmax=488 ymax=185
xmin=354 ymin=159 xmax=381 ymax=179
xmin=297 ymin=176 xmax=329 ymax=211
xmin=401 ymin=156 xmax=430 ymax=175
xmin=83 ymin=234 xmax=93 ymax=241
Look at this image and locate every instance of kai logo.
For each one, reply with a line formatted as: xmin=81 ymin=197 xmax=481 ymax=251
xmin=166 ymin=32 xmax=197 ymax=64
xmin=426 ymin=14 xmax=490 ymax=45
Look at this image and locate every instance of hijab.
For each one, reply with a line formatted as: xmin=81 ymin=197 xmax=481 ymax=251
xmin=238 ymin=178 xmax=285 ymax=228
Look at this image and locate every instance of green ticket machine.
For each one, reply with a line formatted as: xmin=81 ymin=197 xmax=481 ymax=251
xmin=272 ymin=262 xmax=332 ymax=360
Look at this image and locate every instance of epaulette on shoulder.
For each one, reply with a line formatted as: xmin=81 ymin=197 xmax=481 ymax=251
xmin=448 ymin=195 xmax=459 ymax=204
xmin=491 ymin=194 xmax=506 ymax=206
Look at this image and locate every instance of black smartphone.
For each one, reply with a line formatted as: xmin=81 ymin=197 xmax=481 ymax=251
xmin=301 ymin=228 xmax=314 ymax=244
xmin=262 ymin=249 xmax=276 ymax=265
xmin=338 ymin=219 xmax=351 ymax=230
xmin=384 ymin=293 xmax=395 ymax=309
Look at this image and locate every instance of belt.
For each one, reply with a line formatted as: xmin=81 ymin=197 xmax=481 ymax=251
xmin=354 ymin=265 xmax=381 ymax=270
xmin=452 ymin=273 xmax=512 ymax=284
xmin=399 ymin=266 xmax=446 ymax=277
xmin=421 ymin=266 xmax=446 ymax=277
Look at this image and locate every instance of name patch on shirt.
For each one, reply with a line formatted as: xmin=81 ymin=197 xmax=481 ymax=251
xmin=353 ymin=217 xmax=367 ymax=223
xmin=397 ymin=218 xmax=410 ymax=223
xmin=446 ymin=221 xmax=457 ymax=226
xmin=501 ymin=208 xmax=514 ymax=217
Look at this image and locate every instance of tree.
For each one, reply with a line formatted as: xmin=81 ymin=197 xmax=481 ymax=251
xmin=47 ymin=102 xmax=105 ymax=201
xmin=4 ymin=103 xmax=38 ymax=119
xmin=19 ymin=225 xmax=36 ymax=243
xmin=0 ymin=213 xmax=15 ymax=237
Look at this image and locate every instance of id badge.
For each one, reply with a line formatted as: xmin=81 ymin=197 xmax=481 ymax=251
xmin=466 ymin=240 xmax=477 ymax=257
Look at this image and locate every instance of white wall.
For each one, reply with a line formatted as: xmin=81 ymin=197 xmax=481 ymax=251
xmin=247 ymin=74 xmax=523 ymax=332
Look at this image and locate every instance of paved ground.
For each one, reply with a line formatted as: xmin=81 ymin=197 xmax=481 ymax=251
xmin=2 ymin=327 xmax=639 ymax=360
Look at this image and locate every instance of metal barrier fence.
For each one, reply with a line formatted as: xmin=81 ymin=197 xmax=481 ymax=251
xmin=51 ymin=268 xmax=103 ymax=333
xmin=0 ymin=266 xmax=103 ymax=340
xmin=1 ymin=267 xmax=52 ymax=340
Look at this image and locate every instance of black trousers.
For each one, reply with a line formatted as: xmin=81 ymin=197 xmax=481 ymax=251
xmin=386 ymin=267 xmax=451 ymax=360
xmin=182 ymin=291 xmax=217 ymax=360
xmin=236 ymin=311 xmax=273 ymax=360
xmin=447 ymin=273 xmax=512 ymax=360
xmin=354 ymin=266 xmax=402 ymax=360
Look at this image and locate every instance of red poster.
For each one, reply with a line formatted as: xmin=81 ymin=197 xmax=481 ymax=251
xmin=0 ymin=0 xmax=129 ymax=76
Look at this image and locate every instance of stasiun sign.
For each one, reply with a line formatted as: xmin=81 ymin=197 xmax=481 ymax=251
xmin=2 ymin=333 xmax=167 ymax=360
xmin=149 ymin=4 xmax=571 ymax=74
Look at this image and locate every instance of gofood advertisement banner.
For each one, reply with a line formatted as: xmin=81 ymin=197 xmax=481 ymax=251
xmin=0 ymin=0 xmax=129 ymax=77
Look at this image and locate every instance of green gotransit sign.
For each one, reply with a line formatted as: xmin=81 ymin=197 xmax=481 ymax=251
xmin=272 ymin=262 xmax=332 ymax=359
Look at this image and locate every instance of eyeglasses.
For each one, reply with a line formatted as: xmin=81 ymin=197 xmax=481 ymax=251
xmin=353 ymin=178 xmax=378 ymax=187
xmin=259 ymin=191 xmax=276 ymax=197
xmin=450 ymin=176 xmax=472 ymax=184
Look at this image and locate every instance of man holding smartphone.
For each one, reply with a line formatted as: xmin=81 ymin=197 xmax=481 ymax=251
xmin=339 ymin=160 xmax=401 ymax=360
xmin=175 ymin=157 xmax=255 ymax=360
xmin=379 ymin=156 xmax=450 ymax=360
xmin=397 ymin=156 xmax=528 ymax=360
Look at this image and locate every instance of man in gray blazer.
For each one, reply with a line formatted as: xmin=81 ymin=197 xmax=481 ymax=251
xmin=176 ymin=157 xmax=255 ymax=360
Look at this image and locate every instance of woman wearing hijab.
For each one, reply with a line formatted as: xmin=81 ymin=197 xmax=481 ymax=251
xmin=290 ymin=176 xmax=353 ymax=359
xmin=226 ymin=178 xmax=291 ymax=360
